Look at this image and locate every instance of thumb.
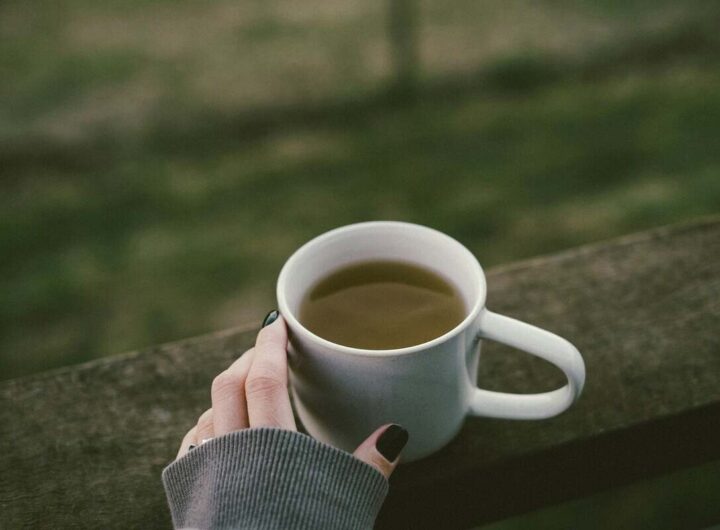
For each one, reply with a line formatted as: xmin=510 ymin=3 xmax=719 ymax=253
xmin=353 ymin=424 xmax=409 ymax=479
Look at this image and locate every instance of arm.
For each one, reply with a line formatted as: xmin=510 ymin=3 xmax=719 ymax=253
xmin=163 ymin=429 xmax=387 ymax=530
xmin=162 ymin=311 xmax=408 ymax=530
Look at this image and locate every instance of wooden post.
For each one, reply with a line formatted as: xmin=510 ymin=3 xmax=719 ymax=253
xmin=387 ymin=0 xmax=420 ymax=101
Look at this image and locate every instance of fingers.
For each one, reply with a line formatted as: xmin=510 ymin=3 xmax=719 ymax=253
xmin=245 ymin=315 xmax=296 ymax=430
xmin=353 ymin=424 xmax=409 ymax=479
xmin=174 ymin=312 xmax=296 ymax=462
xmin=195 ymin=408 xmax=214 ymax=442
xmin=176 ymin=409 xmax=214 ymax=461
xmin=211 ymin=349 xmax=255 ymax=436
xmin=176 ymin=426 xmax=198 ymax=460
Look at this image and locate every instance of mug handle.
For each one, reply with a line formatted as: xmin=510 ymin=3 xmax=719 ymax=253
xmin=469 ymin=310 xmax=586 ymax=419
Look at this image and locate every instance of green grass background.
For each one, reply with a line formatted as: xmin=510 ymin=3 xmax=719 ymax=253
xmin=2 ymin=1 xmax=720 ymax=526
xmin=3 ymin=0 xmax=719 ymax=380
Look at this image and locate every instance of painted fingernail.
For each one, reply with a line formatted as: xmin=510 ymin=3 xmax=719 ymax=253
xmin=188 ymin=444 xmax=197 ymax=451
xmin=261 ymin=310 xmax=279 ymax=329
xmin=376 ymin=424 xmax=409 ymax=462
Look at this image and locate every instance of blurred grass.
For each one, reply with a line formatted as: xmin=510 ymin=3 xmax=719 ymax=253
xmin=4 ymin=65 xmax=720 ymax=378
xmin=1 ymin=0 xmax=719 ymax=382
xmin=2 ymin=2 xmax=720 ymax=529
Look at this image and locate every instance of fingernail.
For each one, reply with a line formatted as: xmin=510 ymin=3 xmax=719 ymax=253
xmin=188 ymin=444 xmax=197 ymax=452
xmin=376 ymin=424 xmax=409 ymax=462
xmin=261 ymin=309 xmax=279 ymax=329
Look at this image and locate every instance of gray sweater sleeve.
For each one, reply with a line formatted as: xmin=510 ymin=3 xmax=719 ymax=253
xmin=162 ymin=428 xmax=389 ymax=530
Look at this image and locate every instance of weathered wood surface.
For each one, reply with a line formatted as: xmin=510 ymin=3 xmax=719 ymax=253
xmin=1 ymin=218 xmax=719 ymax=529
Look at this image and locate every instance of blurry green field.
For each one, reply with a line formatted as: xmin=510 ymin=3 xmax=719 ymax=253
xmin=2 ymin=2 xmax=720 ymax=529
xmin=1 ymin=0 xmax=720 ymax=382
xmin=1 ymin=0 xmax=710 ymax=144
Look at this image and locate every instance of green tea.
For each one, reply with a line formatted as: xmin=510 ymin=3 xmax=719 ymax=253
xmin=298 ymin=260 xmax=466 ymax=350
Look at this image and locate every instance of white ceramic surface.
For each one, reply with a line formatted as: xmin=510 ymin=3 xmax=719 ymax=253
xmin=277 ymin=221 xmax=586 ymax=461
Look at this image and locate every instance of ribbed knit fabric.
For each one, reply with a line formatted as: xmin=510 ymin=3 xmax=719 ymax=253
xmin=162 ymin=428 xmax=389 ymax=530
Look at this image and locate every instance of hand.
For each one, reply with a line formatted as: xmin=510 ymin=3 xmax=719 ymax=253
xmin=176 ymin=311 xmax=408 ymax=479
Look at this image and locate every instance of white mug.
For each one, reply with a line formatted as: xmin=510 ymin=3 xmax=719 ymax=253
xmin=277 ymin=221 xmax=585 ymax=461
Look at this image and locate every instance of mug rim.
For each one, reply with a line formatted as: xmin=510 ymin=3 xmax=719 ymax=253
xmin=277 ymin=221 xmax=487 ymax=357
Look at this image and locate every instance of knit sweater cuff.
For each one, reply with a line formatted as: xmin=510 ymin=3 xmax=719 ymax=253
xmin=162 ymin=428 xmax=389 ymax=530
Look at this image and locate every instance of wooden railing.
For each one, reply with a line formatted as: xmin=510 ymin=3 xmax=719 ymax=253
xmin=2 ymin=218 xmax=719 ymax=529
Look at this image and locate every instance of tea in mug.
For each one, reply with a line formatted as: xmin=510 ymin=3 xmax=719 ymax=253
xmin=298 ymin=260 xmax=466 ymax=350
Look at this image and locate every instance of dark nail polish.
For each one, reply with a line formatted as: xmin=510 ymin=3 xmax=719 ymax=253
xmin=376 ymin=424 xmax=409 ymax=462
xmin=261 ymin=309 xmax=279 ymax=329
xmin=188 ymin=444 xmax=197 ymax=451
